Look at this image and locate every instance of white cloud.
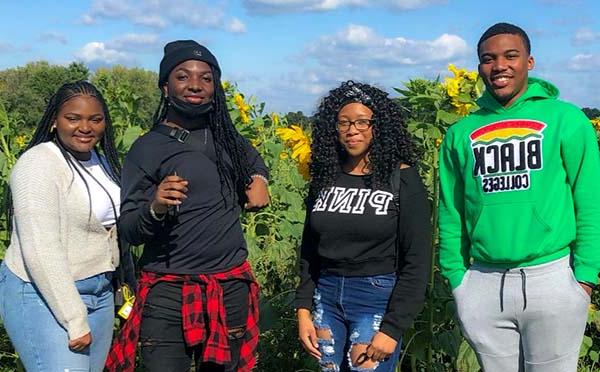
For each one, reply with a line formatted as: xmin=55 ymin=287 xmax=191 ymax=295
xmin=38 ymin=32 xmax=68 ymax=45
xmin=79 ymin=14 xmax=96 ymax=25
xmin=568 ymin=53 xmax=600 ymax=71
xmin=243 ymin=0 xmax=445 ymax=13
xmin=73 ymin=32 xmax=161 ymax=67
xmin=74 ymin=42 xmax=132 ymax=65
xmin=573 ymin=27 xmax=600 ymax=46
xmin=82 ymin=0 xmax=245 ymax=32
xmin=305 ymin=24 xmax=469 ymax=67
xmin=227 ymin=18 xmax=247 ymax=33
xmin=90 ymin=0 xmax=130 ymax=17
xmin=107 ymin=33 xmax=160 ymax=50
xmin=388 ymin=0 xmax=446 ymax=9
xmin=131 ymin=14 xmax=167 ymax=28
xmin=254 ymin=25 xmax=469 ymax=113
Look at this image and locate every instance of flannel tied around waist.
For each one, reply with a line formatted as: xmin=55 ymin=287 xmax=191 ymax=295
xmin=104 ymin=261 xmax=259 ymax=372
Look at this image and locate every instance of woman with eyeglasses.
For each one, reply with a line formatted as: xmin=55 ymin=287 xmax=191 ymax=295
xmin=295 ymin=81 xmax=432 ymax=372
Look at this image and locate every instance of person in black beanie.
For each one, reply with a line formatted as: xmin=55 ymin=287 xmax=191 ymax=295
xmin=105 ymin=40 xmax=269 ymax=372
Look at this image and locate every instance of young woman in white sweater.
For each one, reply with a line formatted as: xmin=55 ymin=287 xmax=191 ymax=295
xmin=0 ymin=81 xmax=122 ymax=371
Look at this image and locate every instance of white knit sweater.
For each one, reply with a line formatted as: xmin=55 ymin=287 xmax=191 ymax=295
xmin=4 ymin=142 xmax=119 ymax=340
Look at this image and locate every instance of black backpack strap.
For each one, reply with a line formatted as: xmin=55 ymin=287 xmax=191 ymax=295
xmin=153 ymin=124 xmax=192 ymax=144
xmin=152 ymin=124 xmax=218 ymax=164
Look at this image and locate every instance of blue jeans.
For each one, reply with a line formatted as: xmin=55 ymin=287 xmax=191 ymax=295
xmin=313 ymin=272 xmax=402 ymax=372
xmin=0 ymin=263 xmax=114 ymax=372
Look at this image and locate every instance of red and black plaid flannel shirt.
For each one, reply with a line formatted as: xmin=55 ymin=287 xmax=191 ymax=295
xmin=104 ymin=260 xmax=259 ymax=372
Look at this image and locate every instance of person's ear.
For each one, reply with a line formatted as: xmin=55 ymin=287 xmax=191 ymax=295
xmin=528 ymin=55 xmax=535 ymax=71
xmin=162 ymin=83 xmax=169 ymax=97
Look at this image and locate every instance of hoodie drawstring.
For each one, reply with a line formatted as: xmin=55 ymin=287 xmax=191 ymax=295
xmin=500 ymin=269 xmax=509 ymax=312
xmin=499 ymin=268 xmax=528 ymax=312
xmin=520 ymin=269 xmax=527 ymax=311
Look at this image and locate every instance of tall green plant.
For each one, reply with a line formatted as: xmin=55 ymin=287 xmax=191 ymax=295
xmin=394 ymin=65 xmax=482 ymax=371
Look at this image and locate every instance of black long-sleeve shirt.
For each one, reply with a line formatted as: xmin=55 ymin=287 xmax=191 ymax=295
xmin=295 ymin=167 xmax=432 ymax=341
xmin=119 ymin=124 xmax=268 ymax=274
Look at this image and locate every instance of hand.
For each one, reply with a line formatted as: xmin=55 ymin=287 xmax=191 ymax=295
xmin=68 ymin=332 xmax=92 ymax=351
xmin=580 ymin=282 xmax=594 ymax=296
xmin=365 ymin=332 xmax=397 ymax=363
xmin=297 ymin=308 xmax=321 ymax=360
xmin=244 ymin=176 xmax=270 ymax=210
xmin=152 ymin=175 xmax=189 ymax=215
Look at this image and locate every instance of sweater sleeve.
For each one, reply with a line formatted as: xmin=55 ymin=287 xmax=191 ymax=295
xmin=379 ymin=167 xmax=432 ymax=341
xmin=10 ymin=153 xmax=90 ymax=340
xmin=119 ymin=154 xmax=165 ymax=246
xmin=561 ymin=110 xmax=600 ymax=285
xmin=294 ymin=210 xmax=320 ymax=310
xmin=438 ymin=131 xmax=471 ymax=290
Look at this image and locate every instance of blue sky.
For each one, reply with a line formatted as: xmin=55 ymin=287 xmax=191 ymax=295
xmin=1 ymin=0 xmax=599 ymax=115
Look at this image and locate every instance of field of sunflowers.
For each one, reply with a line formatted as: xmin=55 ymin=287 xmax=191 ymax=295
xmin=0 ymin=61 xmax=599 ymax=371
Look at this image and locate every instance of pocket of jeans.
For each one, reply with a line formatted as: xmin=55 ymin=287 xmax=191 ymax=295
xmin=369 ymin=274 xmax=396 ymax=289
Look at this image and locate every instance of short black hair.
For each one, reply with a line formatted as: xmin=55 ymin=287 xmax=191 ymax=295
xmin=477 ymin=22 xmax=531 ymax=55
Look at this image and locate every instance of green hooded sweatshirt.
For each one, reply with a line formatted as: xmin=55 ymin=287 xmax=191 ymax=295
xmin=439 ymin=77 xmax=600 ymax=290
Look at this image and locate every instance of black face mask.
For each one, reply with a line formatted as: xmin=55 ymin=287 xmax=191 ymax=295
xmin=168 ymin=96 xmax=214 ymax=119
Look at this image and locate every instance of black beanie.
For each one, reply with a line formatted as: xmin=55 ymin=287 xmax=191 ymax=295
xmin=158 ymin=40 xmax=221 ymax=88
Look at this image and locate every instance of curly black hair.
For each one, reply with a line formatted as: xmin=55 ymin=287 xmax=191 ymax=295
xmin=307 ymin=80 xmax=421 ymax=206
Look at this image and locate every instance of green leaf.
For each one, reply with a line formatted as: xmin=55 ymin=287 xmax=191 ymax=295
xmin=255 ymin=223 xmax=270 ymax=237
xmin=258 ymin=295 xmax=279 ymax=331
xmin=434 ymin=329 xmax=462 ymax=357
xmin=456 ymin=340 xmax=480 ymax=372
xmin=580 ymin=335 xmax=593 ymax=357
xmin=426 ymin=126 xmax=442 ymax=139
xmin=437 ymin=110 xmax=462 ymax=125
xmin=120 ymin=126 xmax=143 ymax=150
xmin=265 ymin=142 xmax=284 ymax=157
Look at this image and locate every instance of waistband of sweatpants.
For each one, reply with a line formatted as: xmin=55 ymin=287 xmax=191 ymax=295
xmin=471 ymin=255 xmax=570 ymax=277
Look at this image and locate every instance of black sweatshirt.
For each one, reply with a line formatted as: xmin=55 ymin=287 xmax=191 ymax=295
xmin=295 ymin=167 xmax=432 ymax=341
xmin=119 ymin=123 xmax=269 ymax=274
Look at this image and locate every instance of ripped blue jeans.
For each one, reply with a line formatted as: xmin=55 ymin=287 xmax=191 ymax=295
xmin=313 ymin=272 xmax=402 ymax=372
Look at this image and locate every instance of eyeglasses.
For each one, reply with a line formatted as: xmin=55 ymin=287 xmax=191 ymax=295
xmin=337 ymin=119 xmax=374 ymax=132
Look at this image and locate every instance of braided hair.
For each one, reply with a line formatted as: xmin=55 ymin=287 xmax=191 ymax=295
xmin=307 ymin=80 xmax=421 ymax=207
xmin=153 ymin=66 xmax=252 ymax=203
xmin=5 ymin=80 xmax=122 ymax=232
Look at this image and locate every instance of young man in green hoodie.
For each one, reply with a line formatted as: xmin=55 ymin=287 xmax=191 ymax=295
xmin=439 ymin=22 xmax=600 ymax=372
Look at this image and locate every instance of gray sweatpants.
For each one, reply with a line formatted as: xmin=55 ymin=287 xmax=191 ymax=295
xmin=453 ymin=256 xmax=590 ymax=372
